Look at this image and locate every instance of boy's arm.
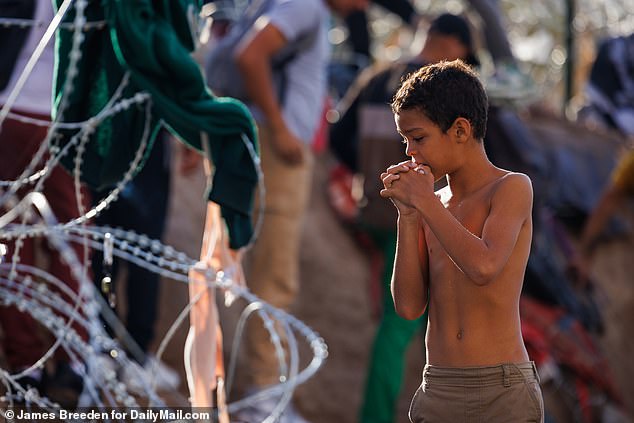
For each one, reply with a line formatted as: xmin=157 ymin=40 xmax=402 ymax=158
xmin=391 ymin=215 xmax=429 ymax=320
xmin=417 ymin=173 xmax=532 ymax=285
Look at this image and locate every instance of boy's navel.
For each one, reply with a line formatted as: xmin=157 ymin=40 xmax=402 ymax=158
xmin=456 ymin=329 xmax=463 ymax=340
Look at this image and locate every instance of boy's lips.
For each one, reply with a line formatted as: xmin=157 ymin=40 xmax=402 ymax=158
xmin=412 ymin=160 xmax=430 ymax=169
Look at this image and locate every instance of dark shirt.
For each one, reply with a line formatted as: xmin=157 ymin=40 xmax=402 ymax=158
xmin=330 ymin=60 xmax=424 ymax=171
xmin=329 ymin=60 xmax=425 ymax=229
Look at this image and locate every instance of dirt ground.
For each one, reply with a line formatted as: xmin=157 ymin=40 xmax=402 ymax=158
xmin=156 ymin=129 xmax=634 ymax=422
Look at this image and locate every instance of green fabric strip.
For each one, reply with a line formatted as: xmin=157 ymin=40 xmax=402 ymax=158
xmin=53 ymin=0 xmax=259 ymax=248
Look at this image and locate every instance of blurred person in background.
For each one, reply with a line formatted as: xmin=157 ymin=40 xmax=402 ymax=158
xmin=569 ymin=33 xmax=634 ymax=285
xmin=569 ymin=147 xmax=634 ymax=286
xmin=343 ymin=0 xmax=532 ymax=102
xmin=216 ymin=0 xmax=370 ymax=421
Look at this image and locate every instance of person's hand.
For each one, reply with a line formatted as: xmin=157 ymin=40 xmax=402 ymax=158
xmin=380 ymin=161 xmax=433 ymax=217
xmin=271 ymin=125 xmax=304 ymax=165
xmin=379 ymin=161 xmax=416 ymax=217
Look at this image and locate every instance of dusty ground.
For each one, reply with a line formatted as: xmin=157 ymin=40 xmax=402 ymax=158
xmin=156 ymin=125 xmax=634 ymax=422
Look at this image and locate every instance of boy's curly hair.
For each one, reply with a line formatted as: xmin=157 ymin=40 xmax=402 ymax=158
xmin=391 ymin=60 xmax=488 ymax=140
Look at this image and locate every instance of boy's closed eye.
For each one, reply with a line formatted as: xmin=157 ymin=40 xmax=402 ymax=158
xmin=400 ymin=136 xmax=425 ymax=144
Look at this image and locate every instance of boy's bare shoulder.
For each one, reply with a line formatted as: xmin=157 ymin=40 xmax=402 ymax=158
xmin=492 ymin=171 xmax=533 ymax=203
xmin=496 ymin=171 xmax=532 ymax=190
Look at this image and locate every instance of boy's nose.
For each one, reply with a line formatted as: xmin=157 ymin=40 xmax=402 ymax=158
xmin=405 ymin=143 xmax=416 ymax=157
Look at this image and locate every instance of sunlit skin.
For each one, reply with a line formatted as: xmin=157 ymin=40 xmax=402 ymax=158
xmin=380 ymin=108 xmax=533 ymax=366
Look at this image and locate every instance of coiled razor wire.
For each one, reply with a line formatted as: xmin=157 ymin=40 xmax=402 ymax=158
xmin=0 ymin=1 xmax=328 ymax=421
xmin=0 ymin=198 xmax=328 ymax=418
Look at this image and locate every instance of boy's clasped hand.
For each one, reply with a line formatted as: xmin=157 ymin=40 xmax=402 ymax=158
xmin=380 ymin=160 xmax=434 ymax=210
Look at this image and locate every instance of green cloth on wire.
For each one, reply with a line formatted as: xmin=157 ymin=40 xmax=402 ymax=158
xmin=53 ymin=0 xmax=259 ymax=249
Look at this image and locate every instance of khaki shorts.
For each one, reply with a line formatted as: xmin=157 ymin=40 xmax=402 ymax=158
xmin=409 ymin=361 xmax=544 ymax=423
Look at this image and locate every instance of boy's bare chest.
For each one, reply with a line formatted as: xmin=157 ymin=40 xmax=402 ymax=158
xmin=424 ymin=195 xmax=491 ymax=265
xmin=435 ymin=190 xmax=490 ymax=234
xmin=424 ymin=203 xmax=489 ymax=304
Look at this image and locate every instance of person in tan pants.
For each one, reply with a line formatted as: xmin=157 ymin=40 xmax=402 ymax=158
xmin=229 ymin=0 xmax=370 ymax=421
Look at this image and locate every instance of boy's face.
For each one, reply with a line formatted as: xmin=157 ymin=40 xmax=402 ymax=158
xmin=395 ymin=109 xmax=459 ymax=179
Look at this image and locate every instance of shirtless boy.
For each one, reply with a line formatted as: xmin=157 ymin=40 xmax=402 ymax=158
xmin=380 ymin=60 xmax=544 ymax=422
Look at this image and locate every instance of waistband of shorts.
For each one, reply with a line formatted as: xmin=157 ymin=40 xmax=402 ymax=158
xmin=423 ymin=361 xmax=539 ymax=387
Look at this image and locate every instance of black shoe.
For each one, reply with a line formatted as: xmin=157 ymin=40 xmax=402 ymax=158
xmin=42 ymin=362 xmax=84 ymax=409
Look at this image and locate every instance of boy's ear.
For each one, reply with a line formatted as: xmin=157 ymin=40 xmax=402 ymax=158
xmin=450 ymin=117 xmax=472 ymax=143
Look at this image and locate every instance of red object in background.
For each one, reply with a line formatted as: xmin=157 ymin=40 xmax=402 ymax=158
xmin=327 ymin=163 xmax=358 ymax=223
xmin=312 ymin=96 xmax=332 ymax=154
xmin=520 ymin=296 xmax=622 ymax=405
